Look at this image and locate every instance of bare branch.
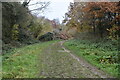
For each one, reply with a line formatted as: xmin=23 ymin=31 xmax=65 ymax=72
xmin=22 ymin=0 xmax=31 ymax=7
xmin=29 ymin=2 xmax=50 ymax=12
xmin=28 ymin=2 xmax=46 ymax=6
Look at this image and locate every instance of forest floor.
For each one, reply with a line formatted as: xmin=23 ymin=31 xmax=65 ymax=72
xmin=38 ymin=41 xmax=112 ymax=78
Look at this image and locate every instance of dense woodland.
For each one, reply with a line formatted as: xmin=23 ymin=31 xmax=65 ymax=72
xmin=63 ymin=2 xmax=120 ymax=40
xmin=2 ymin=1 xmax=63 ymax=52
xmin=1 ymin=0 xmax=120 ymax=78
xmin=2 ymin=1 xmax=120 ymax=50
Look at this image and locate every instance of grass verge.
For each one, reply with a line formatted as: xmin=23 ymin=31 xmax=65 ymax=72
xmin=64 ymin=39 xmax=118 ymax=77
xmin=2 ymin=40 xmax=58 ymax=78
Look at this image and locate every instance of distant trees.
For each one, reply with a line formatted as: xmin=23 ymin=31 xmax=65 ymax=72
xmin=63 ymin=2 xmax=120 ymax=40
xmin=30 ymin=16 xmax=53 ymax=39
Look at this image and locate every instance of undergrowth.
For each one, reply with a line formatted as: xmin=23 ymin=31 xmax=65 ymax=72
xmin=64 ymin=39 xmax=119 ymax=77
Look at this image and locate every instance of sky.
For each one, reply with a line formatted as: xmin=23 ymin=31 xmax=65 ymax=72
xmin=28 ymin=0 xmax=73 ymax=23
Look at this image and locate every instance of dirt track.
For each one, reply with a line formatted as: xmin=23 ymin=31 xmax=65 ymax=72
xmin=39 ymin=41 xmax=112 ymax=78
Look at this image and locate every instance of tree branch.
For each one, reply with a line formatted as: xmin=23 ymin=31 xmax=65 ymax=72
xmin=28 ymin=2 xmax=46 ymax=6
xmin=29 ymin=2 xmax=49 ymax=12
xmin=22 ymin=0 xmax=31 ymax=7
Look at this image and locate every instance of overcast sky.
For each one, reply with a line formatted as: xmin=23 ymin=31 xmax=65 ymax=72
xmin=28 ymin=0 xmax=73 ymax=23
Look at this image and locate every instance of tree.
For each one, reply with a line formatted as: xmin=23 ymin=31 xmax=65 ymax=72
xmin=2 ymin=1 xmax=50 ymax=44
xmin=63 ymin=2 xmax=119 ymax=39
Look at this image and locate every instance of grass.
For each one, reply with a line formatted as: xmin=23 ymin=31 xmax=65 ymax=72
xmin=2 ymin=40 xmax=58 ymax=78
xmin=64 ymin=39 xmax=119 ymax=78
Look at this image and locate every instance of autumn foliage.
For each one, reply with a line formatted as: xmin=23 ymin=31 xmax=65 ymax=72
xmin=63 ymin=2 xmax=120 ymax=40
